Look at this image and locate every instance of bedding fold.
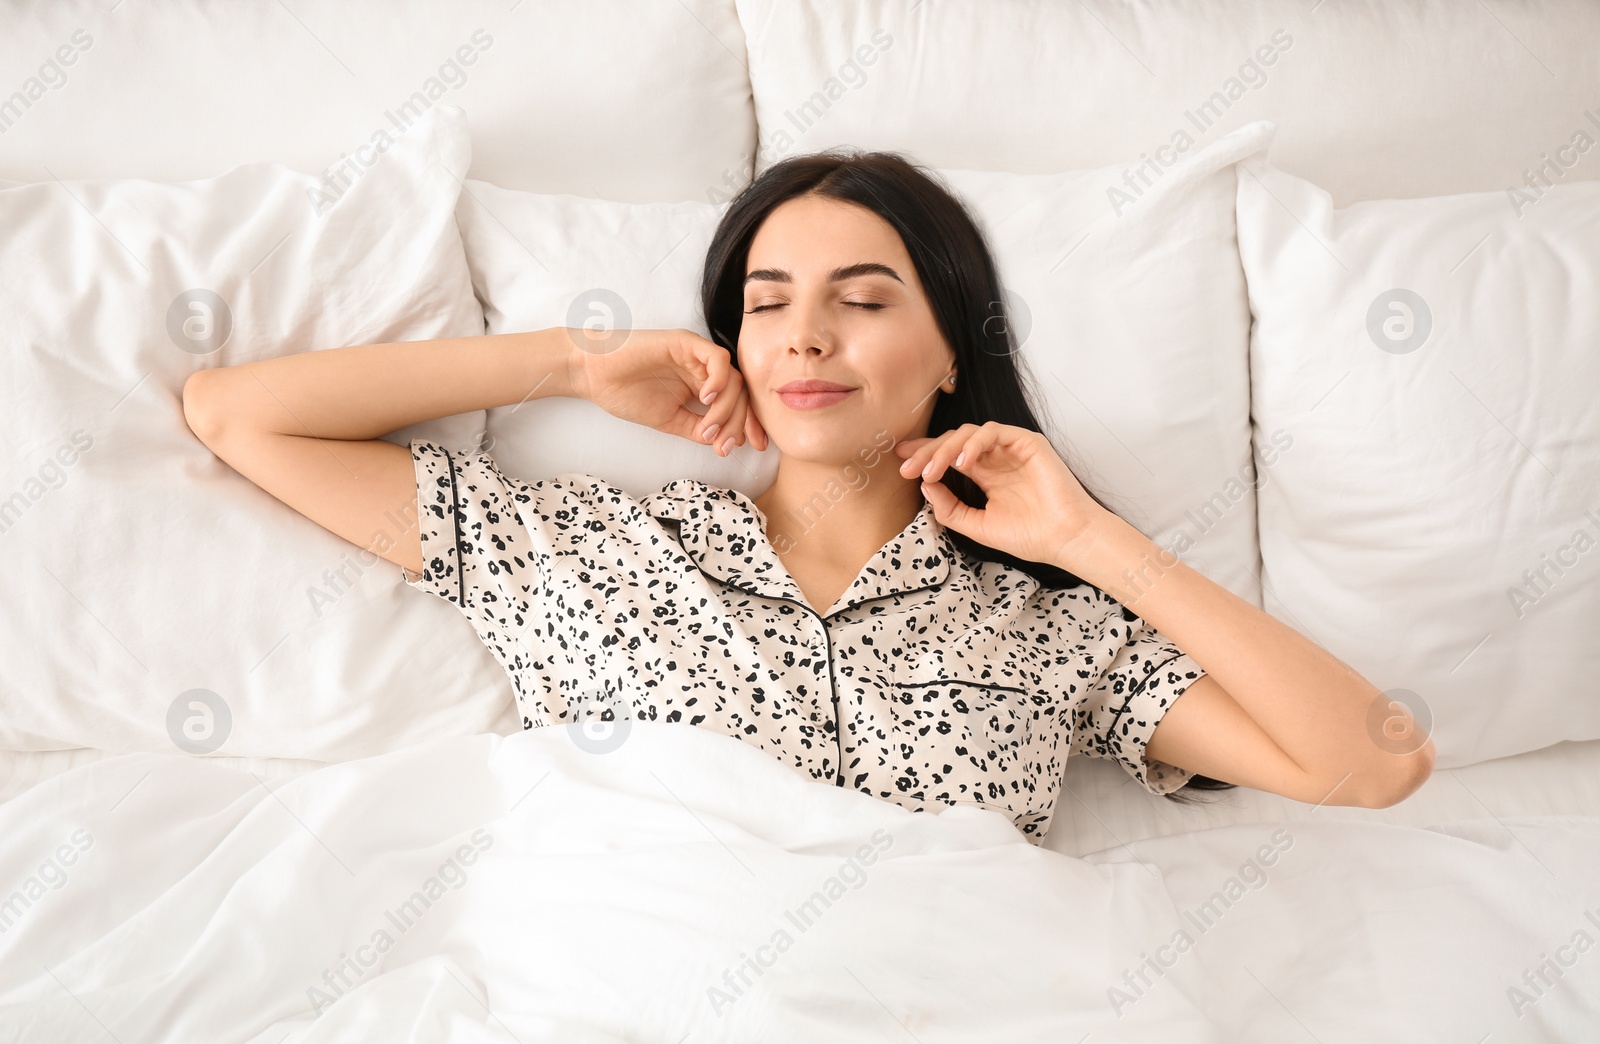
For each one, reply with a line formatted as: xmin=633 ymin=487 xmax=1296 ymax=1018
xmin=0 ymin=721 xmax=1595 ymax=1041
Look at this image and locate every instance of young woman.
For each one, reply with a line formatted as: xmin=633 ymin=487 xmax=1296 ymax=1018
xmin=181 ymin=150 xmax=1433 ymax=844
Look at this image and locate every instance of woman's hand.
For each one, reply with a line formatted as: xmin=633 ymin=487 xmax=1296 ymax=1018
xmin=894 ymin=422 xmax=1118 ymax=567
xmin=569 ymin=328 xmax=768 ymax=455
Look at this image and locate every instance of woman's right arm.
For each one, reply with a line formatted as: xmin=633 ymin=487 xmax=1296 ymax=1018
xmin=181 ymin=329 xmax=584 ymax=578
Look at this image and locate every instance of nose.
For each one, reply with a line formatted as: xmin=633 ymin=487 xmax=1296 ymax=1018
xmin=784 ymin=296 xmax=835 ymax=358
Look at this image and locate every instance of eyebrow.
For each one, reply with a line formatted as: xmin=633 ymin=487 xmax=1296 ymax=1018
xmin=743 ymin=261 xmax=905 ymax=286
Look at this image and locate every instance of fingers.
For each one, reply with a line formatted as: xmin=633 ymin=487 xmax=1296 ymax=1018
xmin=697 ymin=344 xmax=727 ymax=405
xmin=745 ymin=403 xmax=769 ymax=452
xmin=680 ymin=335 xmax=773 ymax=457
xmin=707 ymin=389 xmax=765 ymax=456
xmin=896 ymin=423 xmax=1000 ymax=483
xmin=688 ymin=342 xmax=756 ymax=457
xmin=694 ymin=347 xmax=739 ymax=453
xmin=718 ymin=371 xmax=751 ymax=456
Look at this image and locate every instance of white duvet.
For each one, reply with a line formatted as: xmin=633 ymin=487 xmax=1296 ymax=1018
xmin=1 ymin=722 xmax=1596 ymax=1042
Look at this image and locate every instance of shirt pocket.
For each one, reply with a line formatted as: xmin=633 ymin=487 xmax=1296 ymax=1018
xmin=886 ymin=676 xmax=1038 ymax=800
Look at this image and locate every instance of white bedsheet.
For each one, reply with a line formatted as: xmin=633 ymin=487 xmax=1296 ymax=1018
xmin=1048 ymin=736 xmax=1600 ymax=859
xmin=1 ymin=722 xmax=1596 ymax=1042
xmin=8 ymin=730 xmax=1596 ymax=860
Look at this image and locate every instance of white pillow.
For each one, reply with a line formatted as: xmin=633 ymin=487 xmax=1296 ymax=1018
xmin=1236 ymin=156 xmax=1600 ymax=767
xmin=733 ymin=0 xmax=1600 ymax=206
xmin=0 ymin=104 xmax=518 ymax=760
xmin=455 ymin=182 xmax=761 ymax=498
xmin=456 ymin=122 xmax=1273 ymax=606
xmin=0 ymin=0 xmax=756 ymax=204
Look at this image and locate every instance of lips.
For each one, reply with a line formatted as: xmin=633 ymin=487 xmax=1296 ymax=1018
xmin=778 ymin=389 xmax=854 ymax=410
xmin=776 ymin=378 xmax=857 ymax=411
xmin=777 ymin=379 xmax=855 ymax=393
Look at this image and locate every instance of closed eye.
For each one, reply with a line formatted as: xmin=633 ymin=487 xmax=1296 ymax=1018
xmin=744 ymin=301 xmax=885 ymax=314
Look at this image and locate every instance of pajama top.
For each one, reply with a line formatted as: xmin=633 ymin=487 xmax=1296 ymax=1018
xmin=400 ymin=439 xmax=1206 ymax=844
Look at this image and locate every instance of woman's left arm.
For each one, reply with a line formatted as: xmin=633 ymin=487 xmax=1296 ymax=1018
xmin=896 ymin=420 xmax=1436 ymax=810
xmin=1052 ymin=516 xmax=1436 ymax=809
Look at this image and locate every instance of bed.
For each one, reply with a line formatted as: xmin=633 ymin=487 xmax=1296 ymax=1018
xmin=2 ymin=1 xmax=1597 ymax=1040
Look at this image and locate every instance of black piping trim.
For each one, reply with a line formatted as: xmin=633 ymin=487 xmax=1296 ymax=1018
xmin=892 ymin=679 xmax=1028 ymax=696
xmin=827 ymin=576 xmax=945 ymax=619
xmin=824 ymin=529 xmax=957 ymax=618
xmin=672 ymin=516 xmax=956 ymax=789
xmin=820 ymin=610 xmax=841 ymax=788
xmin=1096 ymin=651 xmax=1186 ymax=744
xmin=675 ymin=538 xmax=850 ymax=786
xmin=442 ymin=446 xmax=467 ymax=609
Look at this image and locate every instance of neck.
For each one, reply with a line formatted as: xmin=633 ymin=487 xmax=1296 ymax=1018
xmin=753 ymin=453 xmax=927 ymax=566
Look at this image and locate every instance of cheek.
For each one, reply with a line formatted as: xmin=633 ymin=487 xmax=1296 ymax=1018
xmin=734 ymin=349 xmax=775 ymax=412
xmin=878 ymin=325 xmax=942 ymax=384
xmin=735 ymin=345 xmax=768 ymax=389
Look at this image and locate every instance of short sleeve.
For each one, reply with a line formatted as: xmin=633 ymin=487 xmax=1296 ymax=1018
xmin=404 ymin=439 xmax=545 ymax=639
xmin=1065 ymin=589 xmax=1206 ymax=795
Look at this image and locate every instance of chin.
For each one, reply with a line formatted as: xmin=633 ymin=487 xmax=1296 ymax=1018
xmin=769 ymin=430 xmax=868 ymax=464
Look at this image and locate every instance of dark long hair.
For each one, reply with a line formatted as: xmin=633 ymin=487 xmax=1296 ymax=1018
xmin=699 ymin=147 xmax=1234 ymax=805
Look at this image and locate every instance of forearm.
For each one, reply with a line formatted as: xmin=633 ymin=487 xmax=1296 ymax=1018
xmin=1053 ymin=516 xmax=1421 ymax=792
xmin=186 ymin=327 xmax=583 ymax=441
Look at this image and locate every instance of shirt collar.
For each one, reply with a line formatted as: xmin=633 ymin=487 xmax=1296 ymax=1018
xmin=640 ymin=479 xmax=958 ymax=618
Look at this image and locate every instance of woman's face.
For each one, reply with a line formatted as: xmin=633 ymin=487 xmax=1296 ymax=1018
xmin=736 ymin=193 xmax=955 ymax=466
